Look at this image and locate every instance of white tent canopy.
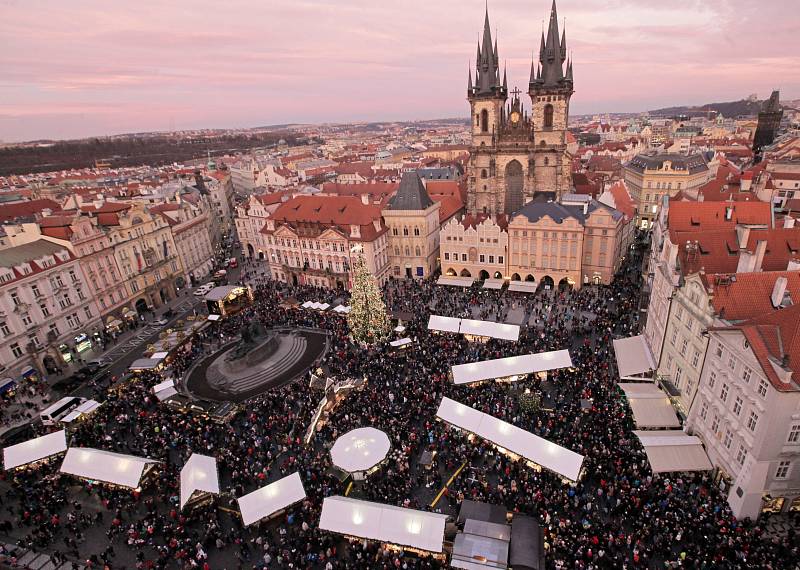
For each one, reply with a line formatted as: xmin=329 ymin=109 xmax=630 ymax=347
xmin=613 ymin=335 xmax=656 ymax=378
xmin=3 ymin=430 xmax=67 ymax=470
xmin=60 ymin=448 xmax=158 ymax=488
xmin=333 ymin=305 xmax=351 ymax=314
xmin=330 ymin=427 xmax=390 ymax=473
xmin=152 ymin=379 xmax=174 ymax=394
xmin=180 ymin=453 xmax=220 ymax=509
xmin=634 ymin=430 xmax=713 ymax=473
xmin=237 ymin=472 xmax=307 ymax=527
xmin=619 ymin=383 xmax=681 ymax=429
xmin=482 ymin=278 xmax=505 ymax=290
xmin=437 ymin=276 xmax=475 ymax=287
xmin=319 ymin=496 xmax=448 ymax=553
xmin=389 ymin=338 xmax=413 ymax=348
xmin=508 ymin=281 xmax=538 ymax=294
xmin=129 ymin=358 xmax=161 ymax=371
xmin=151 ymin=351 xmax=169 ymax=360
xmin=60 ymin=400 xmax=102 ymax=424
xmin=427 ymin=315 xmax=519 ymax=342
xmin=451 ymin=350 xmax=572 ymax=385
xmin=436 ymin=397 xmax=584 ymax=482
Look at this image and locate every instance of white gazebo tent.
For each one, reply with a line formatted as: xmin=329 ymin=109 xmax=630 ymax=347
xmin=333 ymin=305 xmax=352 ymax=314
xmin=319 ymin=496 xmax=448 ymax=554
xmin=482 ymin=278 xmax=505 ymax=290
xmin=129 ymin=358 xmax=162 ymax=371
xmin=507 ymin=281 xmax=539 ymax=294
xmin=613 ymin=335 xmax=656 ymax=379
xmin=633 ymin=430 xmax=713 ymax=473
xmin=237 ymin=472 xmax=307 ymax=526
xmin=180 ymin=453 xmax=221 ymax=510
xmin=460 ymin=319 xmax=520 ymax=342
xmin=436 ymin=397 xmax=584 ymax=482
xmin=427 ymin=315 xmax=461 ymax=334
xmin=619 ymin=383 xmax=681 ymax=429
xmin=330 ymin=427 xmax=390 ymax=480
xmin=3 ymin=430 xmax=68 ymax=470
xmin=451 ymin=350 xmax=572 ymax=385
xmin=60 ymin=448 xmax=158 ymax=488
xmin=389 ymin=338 xmax=412 ymax=348
xmin=60 ymin=400 xmax=102 ymax=425
xmin=437 ymin=276 xmax=475 ymax=287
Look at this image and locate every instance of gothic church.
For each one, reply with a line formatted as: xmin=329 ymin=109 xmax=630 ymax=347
xmin=467 ymin=0 xmax=574 ymax=216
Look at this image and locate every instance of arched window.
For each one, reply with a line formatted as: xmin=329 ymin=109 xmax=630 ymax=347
xmin=544 ymin=157 xmax=549 ymax=166
xmin=394 ymin=246 xmax=400 ymax=255
xmin=404 ymin=246 xmax=410 ymax=256
xmin=415 ymin=246 xmax=421 ymax=256
xmin=543 ymin=104 xmax=554 ymax=129
xmin=481 ymin=169 xmax=488 ymax=179
xmin=413 ymin=227 xmax=420 ymax=236
xmin=392 ymin=227 xmax=398 ymax=235
xmin=403 ymin=227 xmax=409 ymax=236
xmin=480 ymin=109 xmax=489 ymax=132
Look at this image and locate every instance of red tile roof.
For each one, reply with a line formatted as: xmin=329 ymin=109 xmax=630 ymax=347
xmin=607 ymin=180 xmax=636 ymax=220
xmin=264 ymin=195 xmax=387 ymax=241
xmin=0 ymin=199 xmax=61 ymax=223
xmin=667 ymin=201 xmax=772 ymax=232
xmin=734 ymin=304 xmax=800 ymax=391
xmin=707 ymin=271 xmax=800 ymax=321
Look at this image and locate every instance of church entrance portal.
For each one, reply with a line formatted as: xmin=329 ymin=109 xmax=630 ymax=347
xmin=504 ymin=160 xmax=524 ymax=215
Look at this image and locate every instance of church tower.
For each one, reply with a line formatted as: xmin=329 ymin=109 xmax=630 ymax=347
xmin=528 ymin=0 xmax=574 ymax=196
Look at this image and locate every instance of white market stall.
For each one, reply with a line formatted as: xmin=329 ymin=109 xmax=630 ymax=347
xmin=427 ymin=315 xmax=519 ymax=342
xmin=180 ymin=453 xmax=220 ymax=510
xmin=633 ymin=430 xmax=713 ymax=473
xmin=508 ymin=281 xmax=539 ymax=294
xmin=129 ymin=358 xmax=163 ymax=372
xmin=427 ymin=315 xmax=461 ymax=334
xmin=237 ymin=472 xmax=307 ymax=527
xmin=60 ymin=448 xmax=159 ymax=488
xmin=451 ymin=350 xmax=572 ymax=385
xmin=3 ymin=430 xmax=68 ymax=470
xmin=437 ymin=276 xmax=475 ymax=288
xmin=333 ymin=305 xmax=351 ymax=314
xmin=319 ymin=496 xmax=448 ymax=556
xmin=330 ymin=427 xmax=391 ymax=480
xmin=619 ymin=383 xmax=681 ymax=429
xmin=60 ymin=400 xmax=102 ymax=425
xmin=613 ymin=335 xmax=656 ymax=379
xmin=482 ymin=278 xmax=505 ymax=290
xmin=436 ymin=397 xmax=584 ymax=482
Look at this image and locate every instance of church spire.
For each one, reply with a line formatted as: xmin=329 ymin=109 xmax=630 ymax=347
xmin=531 ymin=0 xmax=571 ymax=89
xmin=471 ymin=2 xmax=504 ymax=98
xmin=468 ymin=68 xmax=473 ymax=93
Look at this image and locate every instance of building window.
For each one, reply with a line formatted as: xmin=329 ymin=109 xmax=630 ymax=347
xmin=735 ymin=444 xmax=747 ymax=466
xmin=733 ymin=396 xmax=742 ymax=416
xmin=498 ymin=256 xmax=504 ymax=264
xmin=670 ymin=328 xmax=678 ymax=346
xmin=489 ymin=255 xmax=494 ymax=264
xmin=775 ymin=461 xmax=791 ymax=480
xmin=84 ymin=307 xmax=92 ymax=320
xmin=414 ymin=228 xmax=420 ymax=236
xmin=444 ymin=253 xmax=450 ymax=261
xmin=21 ymin=313 xmax=33 ymax=327
xmin=747 ymin=411 xmax=758 ymax=432
xmin=691 ymin=350 xmax=700 ymax=368
xmin=680 ymin=338 xmax=688 ymax=356
xmin=723 ymin=428 xmax=733 ymax=450
xmin=461 ymin=254 xmax=467 ymax=262
xmin=10 ymin=343 xmax=22 ymax=358
xmin=0 ymin=322 xmax=10 ymax=337
xmin=708 ymin=371 xmax=716 ymax=389
xmin=728 ymin=356 xmax=736 ymax=371
xmin=742 ymin=367 xmax=752 ymax=384
xmin=758 ymin=379 xmax=768 ymax=399
xmin=479 ymin=255 xmax=485 ymax=263
xmin=715 ymin=343 xmax=723 ymax=358
xmin=392 ymin=228 xmax=398 ymax=236
xmin=788 ymin=424 xmax=800 ymax=443
xmin=711 ymin=413 xmax=720 ymax=433
xmin=700 ymin=400 xmax=709 ymax=421
xmin=49 ymin=323 xmax=60 ymax=338
xmin=10 ymin=291 xmax=20 ymax=306
xmin=31 ymin=284 xmax=41 ymax=298
xmin=480 ymin=109 xmax=489 ymax=132
xmin=720 ymin=383 xmax=729 ymax=402
xmin=543 ymin=104 xmax=554 ymax=129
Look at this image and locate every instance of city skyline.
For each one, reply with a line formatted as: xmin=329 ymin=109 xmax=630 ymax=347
xmin=1 ymin=0 xmax=798 ymax=142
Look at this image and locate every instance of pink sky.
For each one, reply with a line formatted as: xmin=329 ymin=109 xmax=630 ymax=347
xmin=1 ymin=0 xmax=798 ymax=142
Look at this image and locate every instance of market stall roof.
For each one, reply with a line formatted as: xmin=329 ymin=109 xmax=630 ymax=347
xmin=60 ymin=448 xmax=158 ymax=488
xmin=460 ymin=319 xmax=519 ymax=342
xmin=508 ymin=281 xmax=539 ymax=294
xmin=482 ymin=278 xmax=505 ymax=290
xmin=437 ymin=275 xmax=475 ymax=287
xmin=60 ymin=400 xmax=102 ymax=424
xmin=619 ymin=384 xmax=681 ymax=429
xmin=129 ymin=358 xmax=162 ymax=371
xmin=633 ymin=430 xmax=713 ymax=473
xmin=451 ymin=350 xmax=572 ymax=385
xmin=237 ymin=472 xmax=307 ymax=527
xmin=613 ymin=335 xmax=656 ymax=378
xmin=509 ymin=515 xmax=545 ymax=570
xmin=436 ymin=397 xmax=584 ymax=482
xmin=179 ymin=453 xmax=220 ymax=510
xmin=151 ymin=351 xmax=169 ymax=360
xmin=452 ymin=530 xmax=509 ymax=570
xmin=204 ymin=285 xmax=242 ymax=302
xmin=207 ymin=314 xmax=221 ymax=321
xmin=301 ymin=301 xmax=314 ymax=308
xmin=393 ymin=325 xmax=406 ymax=333
xmin=152 ymin=379 xmax=174 ymax=394
xmin=389 ymin=338 xmax=412 ymax=348
xmin=319 ymin=496 xmax=448 ymax=553
xmin=457 ymin=500 xmax=508 ymax=525
xmin=428 ymin=314 xmax=461 ymax=333
xmin=3 ymin=430 xmax=67 ymax=470
xmin=333 ymin=305 xmax=351 ymax=314
xmin=330 ymin=427 xmax=390 ymax=473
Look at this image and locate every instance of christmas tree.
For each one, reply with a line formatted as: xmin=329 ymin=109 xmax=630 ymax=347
xmin=347 ymin=250 xmax=390 ymax=344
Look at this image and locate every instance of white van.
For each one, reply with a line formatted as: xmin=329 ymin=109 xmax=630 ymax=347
xmin=40 ymin=396 xmax=86 ymax=426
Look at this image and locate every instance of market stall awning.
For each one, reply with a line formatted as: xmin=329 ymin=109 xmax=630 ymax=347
xmin=60 ymin=448 xmax=158 ymax=488
xmin=509 ymin=515 xmax=545 ymax=570
xmin=428 ymin=314 xmax=461 ymax=333
xmin=60 ymin=400 xmax=102 ymax=424
xmin=151 ymin=351 xmax=169 ymax=360
xmin=129 ymin=358 xmax=161 ymax=371
xmin=436 ymin=397 xmax=584 ymax=482
xmin=207 ymin=314 xmax=221 ymax=321
xmin=451 ymin=350 xmax=572 ymax=385
xmin=612 ymin=335 xmax=656 ymax=378
xmin=389 ymin=338 xmax=412 ymax=348
xmin=330 ymin=427 xmax=390 ymax=474
xmin=237 ymin=472 xmax=307 ymax=527
xmin=3 ymin=430 xmax=67 ymax=470
xmin=460 ymin=319 xmax=520 ymax=342
xmin=619 ymin=383 xmax=681 ymax=429
xmin=180 ymin=453 xmax=220 ymax=510
xmin=437 ymin=276 xmax=475 ymax=287
xmin=507 ymin=281 xmax=539 ymax=294
xmin=482 ymin=279 xmax=505 ymax=290
xmin=319 ymin=496 xmax=448 ymax=553
xmin=633 ymin=430 xmax=713 ymax=473
xmin=333 ymin=305 xmax=351 ymax=314
xmin=155 ymin=386 xmax=178 ymax=401
xmin=204 ymin=285 xmax=243 ymax=302
xmin=152 ymin=379 xmax=174 ymax=394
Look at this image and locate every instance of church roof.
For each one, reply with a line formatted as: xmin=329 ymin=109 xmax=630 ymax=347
xmin=387 ymin=172 xmax=434 ymax=211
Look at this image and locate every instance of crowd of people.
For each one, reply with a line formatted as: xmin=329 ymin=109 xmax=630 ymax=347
xmin=0 ymin=240 xmax=798 ymax=570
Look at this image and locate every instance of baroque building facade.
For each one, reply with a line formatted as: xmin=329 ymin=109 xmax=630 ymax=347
xmin=466 ymin=1 xmax=574 ymax=216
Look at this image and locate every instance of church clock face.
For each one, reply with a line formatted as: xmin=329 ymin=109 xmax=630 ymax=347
xmin=510 ymin=111 xmax=521 ymax=125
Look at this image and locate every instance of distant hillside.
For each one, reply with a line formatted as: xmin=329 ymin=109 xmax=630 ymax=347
xmin=649 ymin=98 xmax=764 ymax=119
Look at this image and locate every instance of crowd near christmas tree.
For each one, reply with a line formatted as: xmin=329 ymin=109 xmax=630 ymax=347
xmin=1 ymin=240 xmax=799 ymax=570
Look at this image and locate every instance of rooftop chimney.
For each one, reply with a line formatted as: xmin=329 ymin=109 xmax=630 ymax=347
xmin=754 ymin=239 xmax=767 ymax=272
xmin=736 ymin=225 xmax=751 ymax=249
xmin=785 ymin=217 xmax=796 ymax=229
xmin=725 ymin=205 xmax=733 ymax=221
xmin=360 ymin=194 xmax=370 ymax=205
xmin=771 ymin=276 xmax=789 ymax=308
